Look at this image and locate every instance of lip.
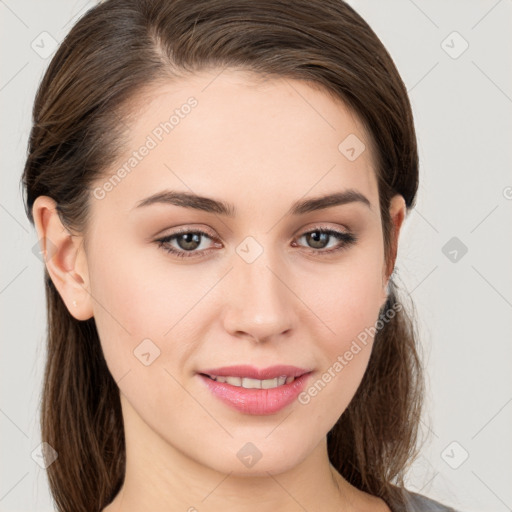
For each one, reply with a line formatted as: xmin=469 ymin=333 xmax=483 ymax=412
xmin=199 ymin=364 xmax=310 ymax=380
xmin=197 ymin=366 xmax=313 ymax=415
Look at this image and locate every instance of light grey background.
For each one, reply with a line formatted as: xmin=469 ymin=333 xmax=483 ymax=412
xmin=1 ymin=1 xmax=511 ymax=511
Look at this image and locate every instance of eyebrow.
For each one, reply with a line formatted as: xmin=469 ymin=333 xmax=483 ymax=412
xmin=133 ymin=188 xmax=371 ymax=216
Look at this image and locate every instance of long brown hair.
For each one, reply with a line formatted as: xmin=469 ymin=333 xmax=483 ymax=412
xmin=21 ymin=1 xmax=424 ymax=510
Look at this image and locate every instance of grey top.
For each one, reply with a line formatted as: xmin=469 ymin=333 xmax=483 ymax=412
xmin=393 ymin=489 xmax=459 ymax=512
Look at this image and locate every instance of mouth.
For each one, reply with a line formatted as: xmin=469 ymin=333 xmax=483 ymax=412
xmin=200 ymin=374 xmax=297 ymax=389
xmin=198 ymin=364 xmax=310 ymax=383
xmin=197 ymin=365 xmax=313 ymax=415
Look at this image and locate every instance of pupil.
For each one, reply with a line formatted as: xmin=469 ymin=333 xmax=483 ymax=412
xmin=308 ymin=231 xmax=327 ymax=249
xmin=179 ymin=233 xmax=200 ymax=250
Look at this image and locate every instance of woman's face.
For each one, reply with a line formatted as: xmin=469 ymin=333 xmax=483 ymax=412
xmin=74 ymin=69 xmax=404 ymax=475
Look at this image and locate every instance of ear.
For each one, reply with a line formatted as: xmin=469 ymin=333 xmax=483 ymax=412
xmin=32 ymin=196 xmax=93 ymax=321
xmin=381 ymin=194 xmax=407 ymax=305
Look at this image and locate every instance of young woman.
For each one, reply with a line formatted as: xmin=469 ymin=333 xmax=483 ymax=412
xmin=22 ymin=0 xmax=460 ymax=510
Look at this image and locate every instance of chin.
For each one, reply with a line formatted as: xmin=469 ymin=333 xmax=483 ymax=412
xmin=197 ymin=441 xmax=308 ymax=478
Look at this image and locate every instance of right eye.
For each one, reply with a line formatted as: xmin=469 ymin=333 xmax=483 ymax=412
xmin=155 ymin=229 xmax=219 ymax=259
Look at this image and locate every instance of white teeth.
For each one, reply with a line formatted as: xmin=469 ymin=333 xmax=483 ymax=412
xmin=242 ymin=377 xmax=263 ymax=389
xmin=261 ymin=377 xmax=278 ymax=389
xmin=209 ymin=375 xmax=295 ymax=389
xmin=225 ymin=376 xmax=242 ymax=387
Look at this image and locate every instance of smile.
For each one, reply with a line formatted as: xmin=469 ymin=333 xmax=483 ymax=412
xmin=203 ymin=375 xmax=295 ymax=389
xmin=197 ymin=365 xmax=313 ymax=415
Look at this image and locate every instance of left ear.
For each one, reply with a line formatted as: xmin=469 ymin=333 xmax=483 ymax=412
xmin=381 ymin=194 xmax=407 ymax=304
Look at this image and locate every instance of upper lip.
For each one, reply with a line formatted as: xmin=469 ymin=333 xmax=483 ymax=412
xmin=199 ymin=365 xmax=311 ymax=380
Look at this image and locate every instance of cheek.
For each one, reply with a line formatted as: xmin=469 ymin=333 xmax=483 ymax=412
xmin=87 ymin=235 xmax=210 ymax=385
xmin=87 ymin=251 xmax=193 ymax=425
xmin=88 ymin=227 xmax=174 ymax=332
xmin=298 ymin=286 xmax=382 ymax=433
xmin=299 ymin=248 xmax=384 ymax=411
xmin=86 ymin=235 xmax=166 ymax=379
xmin=309 ymin=249 xmax=385 ymax=344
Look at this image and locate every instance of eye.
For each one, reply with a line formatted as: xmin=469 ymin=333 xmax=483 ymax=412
xmin=155 ymin=228 xmax=218 ymax=259
xmin=155 ymin=226 xmax=357 ymax=259
xmin=293 ymin=227 xmax=358 ymax=255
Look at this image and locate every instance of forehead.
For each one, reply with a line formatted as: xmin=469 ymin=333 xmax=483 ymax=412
xmin=92 ymin=68 xmax=379 ymax=220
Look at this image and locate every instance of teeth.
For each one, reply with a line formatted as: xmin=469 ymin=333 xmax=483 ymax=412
xmin=276 ymin=376 xmax=287 ymax=387
xmin=262 ymin=377 xmax=279 ymax=389
xmin=209 ymin=375 xmax=295 ymax=389
xmin=225 ymin=376 xmax=241 ymax=387
xmin=243 ymin=377 xmax=264 ymax=389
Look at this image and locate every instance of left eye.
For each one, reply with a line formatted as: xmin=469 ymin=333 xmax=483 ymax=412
xmin=155 ymin=227 xmax=357 ymax=259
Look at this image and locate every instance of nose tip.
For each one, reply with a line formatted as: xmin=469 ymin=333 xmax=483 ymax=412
xmin=222 ymin=255 xmax=296 ymax=342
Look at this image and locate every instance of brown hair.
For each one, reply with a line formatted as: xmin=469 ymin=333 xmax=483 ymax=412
xmin=21 ymin=1 xmax=424 ymax=510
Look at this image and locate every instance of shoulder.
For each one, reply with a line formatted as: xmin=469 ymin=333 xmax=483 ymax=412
xmin=396 ymin=488 xmax=461 ymax=512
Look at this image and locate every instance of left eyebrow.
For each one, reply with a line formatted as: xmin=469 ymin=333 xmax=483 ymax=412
xmin=132 ymin=188 xmax=371 ymax=216
xmin=290 ymin=189 xmax=371 ymax=215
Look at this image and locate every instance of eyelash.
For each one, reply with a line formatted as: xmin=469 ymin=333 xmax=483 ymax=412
xmin=155 ymin=226 xmax=358 ymax=260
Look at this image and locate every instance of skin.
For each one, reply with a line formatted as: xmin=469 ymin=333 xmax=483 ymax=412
xmin=33 ymin=69 xmax=406 ymax=512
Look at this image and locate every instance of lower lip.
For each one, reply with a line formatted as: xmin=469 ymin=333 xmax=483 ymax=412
xmin=198 ymin=373 xmax=312 ymax=415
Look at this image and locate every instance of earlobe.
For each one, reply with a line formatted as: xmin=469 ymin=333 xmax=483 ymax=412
xmin=32 ymin=196 xmax=94 ymax=321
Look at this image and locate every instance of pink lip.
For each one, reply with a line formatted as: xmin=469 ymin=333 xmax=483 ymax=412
xmin=197 ymin=365 xmax=313 ymax=415
xmin=199 ymin=364 xmax=310 ymax=380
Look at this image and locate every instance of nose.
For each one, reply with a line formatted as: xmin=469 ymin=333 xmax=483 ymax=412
xmin=222 ymin=247 xmax=297 ymax=343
